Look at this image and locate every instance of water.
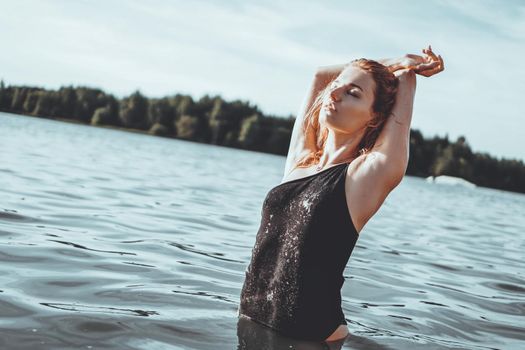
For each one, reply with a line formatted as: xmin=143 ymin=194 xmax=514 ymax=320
xmin=1 ymin=112 xmax=524 ymax=350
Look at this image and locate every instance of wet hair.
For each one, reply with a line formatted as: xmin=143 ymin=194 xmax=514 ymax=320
xmin=294 ymin=58 xmax=399 ymax=169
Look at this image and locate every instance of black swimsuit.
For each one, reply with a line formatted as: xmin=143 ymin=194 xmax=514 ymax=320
xmin=239 ymin=163 xmax=359 ymax=341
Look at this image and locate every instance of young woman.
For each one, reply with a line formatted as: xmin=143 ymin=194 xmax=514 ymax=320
xmin=238 ymin=46 xmax=444 ymax=343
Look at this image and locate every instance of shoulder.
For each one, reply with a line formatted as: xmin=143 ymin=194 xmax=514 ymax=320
xmin=348 ymin=151 xmax=405 ymax=188
xmin=344 ymin=152 xmax=404 ymax=232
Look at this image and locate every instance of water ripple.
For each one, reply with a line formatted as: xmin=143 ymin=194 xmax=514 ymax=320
xmin=1 ymin=113 xmax=524 ymax=349
xmin=40 ymin=302 xmax=158 ymax=317
xmin=47 ymin=239 xmax=136 ymax=256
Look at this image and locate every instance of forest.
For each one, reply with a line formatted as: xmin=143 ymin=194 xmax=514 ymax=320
xmin=1 ymin=80 xmax=524 ymax=194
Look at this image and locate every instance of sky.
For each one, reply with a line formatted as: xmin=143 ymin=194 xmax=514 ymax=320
xmin=1 ymin=0 xmax=524 ymax=161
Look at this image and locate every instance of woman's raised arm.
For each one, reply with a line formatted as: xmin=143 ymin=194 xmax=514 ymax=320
xmin=283 ymin=64 xmax=346 ymax=177
xmin=372 ymin=47 xmax=444 ymax=182
xmin=372 ymin=68 xmax=417 ymax=182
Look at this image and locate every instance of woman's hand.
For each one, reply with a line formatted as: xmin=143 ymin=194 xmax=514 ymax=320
xmin=414 ymin=46 xmax=444 ymax=77
xmin=389 ymin=45 xmax=444 ymax=78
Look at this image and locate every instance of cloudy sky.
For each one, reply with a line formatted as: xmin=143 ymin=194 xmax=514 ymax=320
xmin=1 ymin=0 xmax=524 ymax=160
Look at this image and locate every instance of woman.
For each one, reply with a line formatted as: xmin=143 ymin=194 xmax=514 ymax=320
xmin=238 ymin=46 xmax=445 ymax=343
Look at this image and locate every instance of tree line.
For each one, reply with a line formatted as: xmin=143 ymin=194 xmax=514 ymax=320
xmin=1 ymin=80 xmax=524 ymax=194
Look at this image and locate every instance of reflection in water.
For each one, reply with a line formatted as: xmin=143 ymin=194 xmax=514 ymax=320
xmin=236 ymin=316 xmax=395 ymax=350
xmin=236 ymin=315 xmax=346 ymax=350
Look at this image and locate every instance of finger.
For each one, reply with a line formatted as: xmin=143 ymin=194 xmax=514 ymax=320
xmin=424 ymin=45 xmax=438 ymax=58
xmin=414 ymin=60 xmax=439 ymax=70
xmin=415 ymin=61 xmax=440 ymax=72
xmin=418 ymin=58 xmax=445 ymax=77
xmin=438 ymin=54 xmax=445 ymax=71
xmin=429 ymin=55 xmax=444 ymax=74
xmin=414 ymin=63 xmax=440 ymax=75
xmin=426 ymin=49 xmax=439 ymax=62
xmin=419 ymin=51 xmax=431 ymax=63
xmin=420 ymin=69 xmax=437 ymax=77
xmin=422 ymin=50 xmax=435 ymax=63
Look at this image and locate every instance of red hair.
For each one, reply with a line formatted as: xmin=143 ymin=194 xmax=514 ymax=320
xmin=294 ymin=59 xmax=399 ymax=169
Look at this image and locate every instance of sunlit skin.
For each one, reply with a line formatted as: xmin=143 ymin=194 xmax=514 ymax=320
xmin=317 ymin=66 xmax=377 ymax=163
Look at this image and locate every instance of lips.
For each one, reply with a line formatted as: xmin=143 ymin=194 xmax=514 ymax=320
xmin=323 ymin=99 xmax=337 ymax=112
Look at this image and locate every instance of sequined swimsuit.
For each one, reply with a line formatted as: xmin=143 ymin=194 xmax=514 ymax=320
xmin=239 ymin=162 xmax=359 ymax=341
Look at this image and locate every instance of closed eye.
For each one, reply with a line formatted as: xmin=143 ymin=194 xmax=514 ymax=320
xmin=346 ymin=89 xmax=359 ymax=97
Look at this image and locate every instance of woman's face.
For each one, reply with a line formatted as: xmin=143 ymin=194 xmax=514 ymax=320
xmin=319 ymin=65 xmax=376 ymax=134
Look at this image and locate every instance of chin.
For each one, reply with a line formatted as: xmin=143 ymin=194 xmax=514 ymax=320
xmin=319 ymin=110 xmax=339 ymax=128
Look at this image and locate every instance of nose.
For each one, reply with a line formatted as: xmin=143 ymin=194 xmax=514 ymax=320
xmin=329 ymin=86 xmax=341 ymax=102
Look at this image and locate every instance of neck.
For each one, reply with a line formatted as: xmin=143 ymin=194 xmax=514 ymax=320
xmin=316 ymin=128 xmax=366 ymax=169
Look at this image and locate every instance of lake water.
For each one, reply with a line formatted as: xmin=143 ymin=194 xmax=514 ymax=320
xmin=1 ymin=112 xmax=524 ymax=350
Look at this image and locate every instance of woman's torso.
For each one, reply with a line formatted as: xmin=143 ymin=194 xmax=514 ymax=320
xmin=239 ymin=162 xmax=359 ymax=341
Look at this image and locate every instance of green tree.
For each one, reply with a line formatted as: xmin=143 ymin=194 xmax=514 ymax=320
xmin=432 ymin=136 xmax=473 ymax=179
xmin=73 ymin=87 xmax=107 ymax=123
xmin=91 ymin=95 xmax=120 ymax=126
xmin=23 ymin=90 xmax=40 ymax=114
xmin=11 ymin=87 xmax=31 ymax=111
xmin=174 ymin=95 xmax=195 ymax=118
xmin=238 ymin=114 xmax=262 ymax=149
xmin=266 ymin=126 xmax=292 ymax=155
xmin=119 ymin=91 xmax=149 ymax=129
xmin=148 ymin=98 xmax=174 ymax=133
xmin=56 ymin=87 xmax=77 ymax=118
xmin=208 ymin=98 xmax=228 ymax=145
xmin=0 ymin=80 xmax=9 ymax=110
xmin=207 ymin=97 xmax=257 ymax=146
xmin=175 ymin=115 xmax=200 ymax=140
xmin=33 ymin=91 xmax=57 ymax=117
xmin=148 ymin=122 xmax=170 ymax=136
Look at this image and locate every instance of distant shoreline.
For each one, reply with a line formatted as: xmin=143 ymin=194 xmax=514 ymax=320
xmin=1 ymin=82 xmax=524 ymax=194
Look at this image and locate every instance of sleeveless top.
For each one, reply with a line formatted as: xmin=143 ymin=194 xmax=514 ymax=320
xmin=239 ymin=162 xmax=359 ymax=341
